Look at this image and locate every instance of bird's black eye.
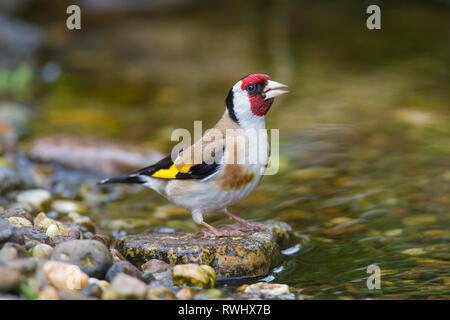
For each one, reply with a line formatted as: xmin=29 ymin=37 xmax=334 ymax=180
xmin=246 ymin=84 xmax=256 ymax=93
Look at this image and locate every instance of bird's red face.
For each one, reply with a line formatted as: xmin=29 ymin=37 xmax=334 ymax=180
xmin=226 ymin=74 xmax=288 ymax=125
xmin=240 ymin=74 xmax=288 ymax=117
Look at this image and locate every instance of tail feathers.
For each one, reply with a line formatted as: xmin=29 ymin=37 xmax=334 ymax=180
xmin=98 ymin=174 xmax=145 ymax=185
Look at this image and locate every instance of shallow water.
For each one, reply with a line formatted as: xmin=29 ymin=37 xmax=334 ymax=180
xmin=14 ymin=0 xmax=450 ymax=299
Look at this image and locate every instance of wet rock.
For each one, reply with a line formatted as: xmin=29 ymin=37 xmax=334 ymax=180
xmin=0 ymin=266 xmax=21 ymax=292
xmin=193 ymin=288 xmax=222 ymax=300
xmin=105 ymin=261 xmax=142 ymax=282
xmin=28 ymin=136 xmax=163 ymax=176
xmin=146 ymin=286 xmax=174 ymax=300
xmin=243 ymin=282 xmax=290 ymax=296
xmin=116 ymin=221 xmax=293 ymax=278
xmin=173 ymin=264 xmax=216 ymax=289
xmin=50 ymin=240 xmax=112 ymax=278
xmin=150 ymin=269 xmax=173 ymax=287
xmin=42 ymin=261 xmax=89 ymax=291
xmin=141 ymin=259 xmax=170 ymax=273
xmin=0 ymin=208 xmax=32 ymax=222
xmin=102 ymin=273 xmax=147 ymax=300
xmin=31 ymin=244 xmax=53 ymax=259
xmin=16 ymin=189 xmax=51 ymax=211
xmin=176 ymin=287 xmax=195 ymax=300
xmin=0 ymin=218 xmax=24 ymax=245
xmin=141 ymin=259 xmax=174 ymax=287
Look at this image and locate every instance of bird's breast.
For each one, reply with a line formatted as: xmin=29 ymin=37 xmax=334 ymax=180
xmin=216 ymin=164 xmax=257 ymax=190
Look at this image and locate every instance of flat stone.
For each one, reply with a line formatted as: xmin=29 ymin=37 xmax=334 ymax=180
xmin=115 ymin=221 xmax=294 ymax=278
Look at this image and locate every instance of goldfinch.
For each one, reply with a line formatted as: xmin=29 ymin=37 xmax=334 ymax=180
xmin=99 ymin=74 xmax=288 ymax=236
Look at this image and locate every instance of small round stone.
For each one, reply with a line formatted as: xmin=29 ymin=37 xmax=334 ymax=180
xmin=0 ymin=266 xmax=21 ymax=292
xmin=102 ymin=273 xmax=147 ymax=300
xmin=105 ymin=261 xmax=142 ymax=282
xmin=50 ymin=240 xmax=112 ymax=279
xmin=31 ymin=244 xmax=53 ymax=259
xmin=176 ymin=287 xmax=195 ymax=300
xmin=42 ymin=261 xmax=89 ymax=291
xmin=173 ymin=264 xmax=216 ymax=289
xmin=141 ymin=259 xmax=170 ymax=273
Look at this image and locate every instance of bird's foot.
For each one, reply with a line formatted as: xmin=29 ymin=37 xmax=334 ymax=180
xmin=227 ymin=222 xmax=270 ymax=232
xmin=201 ymin=222 xmax=243 ymax=238
xmin=222 ymin=209 xmax=270 ymax=232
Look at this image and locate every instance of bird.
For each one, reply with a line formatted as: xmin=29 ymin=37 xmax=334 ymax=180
xmin=99 ymin=74 xmax=288 ymax=237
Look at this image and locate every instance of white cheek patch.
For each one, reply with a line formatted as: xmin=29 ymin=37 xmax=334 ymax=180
xmin=232 ymin=82 xmax=258 ymax=125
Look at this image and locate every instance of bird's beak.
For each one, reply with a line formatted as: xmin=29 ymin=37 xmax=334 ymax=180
xmin=264 ymin=80 xmax=289 ymax=101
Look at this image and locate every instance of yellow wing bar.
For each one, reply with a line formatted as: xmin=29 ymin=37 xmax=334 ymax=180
xmin=151 ymin=164 xmax=192 ymax=179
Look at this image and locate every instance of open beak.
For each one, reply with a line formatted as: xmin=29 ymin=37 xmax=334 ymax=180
xmin=264 ymin=80 xmax=289 ymax=101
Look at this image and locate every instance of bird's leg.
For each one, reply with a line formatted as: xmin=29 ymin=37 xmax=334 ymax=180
xmin=222 ymin=208 xmax=252 ymax=229
xmin=201 ymin=221 xmax=242 ymax=238
xmin=222 ymin=208 xmax=269 ymax=232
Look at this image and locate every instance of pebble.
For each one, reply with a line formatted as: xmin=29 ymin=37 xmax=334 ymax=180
xmin=150 ymin=269 xmax=174 ymax=287
xmin=193 ymin=289 xmax=222 ymax=300
xmin=244 ymin=282 xmax=290 ymax=296
xmin=46 ymin=224 xmax=64 ymax=237
xmin=33 ymin=212 xmax=66 ymax=233
xmin=16 ymin=189 xmax=51 ymax=211
xmin=146 ymin=287 xmax=175 ymax=300
xmin=141 ymin=259 xmax=170 ymax=273
xmin=0 ymin=246 xmax=18 ymax=261
xmin=0 ymin=266 xmax=21 ymax=292
xmin=38 ymin=286 xmax=59 ymax=300
xmin=42 ymin=261 xmax=89 ymax=291
xmin=22 ymin=226 xmax=49 ymax=243
xmin=173 ymin=264 xmax=216 ymax=289
xmin=31 ymin=244 xmax=53 ymax=259
xmin=0 ymin=208 xmax=33 ymax=222
xmin=3 ymin=257 xmax=38 ymax=274
xmin=105 ymin=261 xmax=142 ymax=282
xmin=109 ymin=248 xmax=126 ymax=263
xmin=0 ymin=166 xmax=23 ymax=194
xmin=67 ymin=227 xmax=81 ymax=239
xmin=49 ymin=235 xmax=79 ymax=246
xmin=50 ymin=240 xmax=112 ymax=278
xmin=176 ymin=287 xmax=195 ymax=300
xmin=102 ymin=273 xmax=147 ymax=300
xmin=52 ymin=200 xmax=87 ymax=214
xmin=0 ymin=218 xmax=24 ymax=245
xmin=6 ymin=216 xmax=32 ymax=228
xmin=68 ymin=212 xmax=95 ymax=232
